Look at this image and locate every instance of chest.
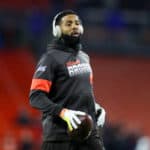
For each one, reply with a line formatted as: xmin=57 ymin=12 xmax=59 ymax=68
xmin=55 ymin=52 xmax=92 ymax=80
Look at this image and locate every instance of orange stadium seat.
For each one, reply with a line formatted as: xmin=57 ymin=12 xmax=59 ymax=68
xmin=0 ymin=48 xmax=40 ymax=141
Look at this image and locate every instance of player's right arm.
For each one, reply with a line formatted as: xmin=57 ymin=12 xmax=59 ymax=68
xmin=29 ymin=53 xmax=63 ymax=116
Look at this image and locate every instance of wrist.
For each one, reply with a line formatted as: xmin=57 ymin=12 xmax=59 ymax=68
xmin=59 ymin=108 xmax=68 ymax=118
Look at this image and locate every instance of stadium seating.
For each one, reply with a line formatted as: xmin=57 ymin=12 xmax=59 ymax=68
xmin=0 ymin=49 xmax=40 ymax=142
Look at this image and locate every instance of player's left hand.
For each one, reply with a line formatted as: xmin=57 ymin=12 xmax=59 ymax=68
xmin=95 ymin=103 xmax=106 ymax=127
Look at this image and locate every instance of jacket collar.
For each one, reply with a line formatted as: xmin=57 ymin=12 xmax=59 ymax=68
xmin=47 ymin=38 xmax=82 ymax=54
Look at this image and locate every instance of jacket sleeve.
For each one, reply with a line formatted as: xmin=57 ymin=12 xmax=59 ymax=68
xmin=29 ymin=53 xmax=63 ymax=116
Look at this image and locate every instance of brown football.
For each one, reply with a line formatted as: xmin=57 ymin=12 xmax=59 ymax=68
xmin=67 ymin=114 xmax=93 ymax=141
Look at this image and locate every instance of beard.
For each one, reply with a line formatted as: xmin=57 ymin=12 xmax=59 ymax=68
xmin=61 ymin=34 xmax=81 ymax=47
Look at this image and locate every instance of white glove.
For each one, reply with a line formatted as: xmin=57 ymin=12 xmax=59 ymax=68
xmin=95 ymin=103 xmax=106 ymax=127
xmin=59 ymin=108 xmax=86 ymax=132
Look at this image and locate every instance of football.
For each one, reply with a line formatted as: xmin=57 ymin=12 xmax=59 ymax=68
xmin=67 ymin=114 xmax=93 ymax=141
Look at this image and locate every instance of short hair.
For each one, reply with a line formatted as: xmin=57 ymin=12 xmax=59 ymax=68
xmin=53 ymin=10 xmax=78 ymax=26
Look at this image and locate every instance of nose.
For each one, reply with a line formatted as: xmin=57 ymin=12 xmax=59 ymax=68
xmin=72 ymin=23 xmax=78 ymax=30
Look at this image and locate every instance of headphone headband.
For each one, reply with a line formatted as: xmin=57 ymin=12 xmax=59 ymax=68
xmin=53 ymin=10 xmax=76 ymax=26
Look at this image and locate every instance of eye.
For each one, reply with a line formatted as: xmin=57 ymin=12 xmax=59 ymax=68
xmin=66 ymin=23 xmax=71 ymax=26
xmin=65 ymin=21 xmax=72 ymax=27
xmin=75 ymin=21 xmax=81 ymax=26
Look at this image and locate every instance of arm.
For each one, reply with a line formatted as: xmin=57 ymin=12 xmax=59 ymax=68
xmin=29 ymin=53 xmax=62 ymax=116
xmin=29 ymin=90 xmax=63 ymax=116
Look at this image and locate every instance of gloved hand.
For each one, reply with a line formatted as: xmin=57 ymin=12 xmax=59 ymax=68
xmin=59 ymin=108 xmax=86 ymax=132
xmin=95 ymin=103 xmax=106 ymax=127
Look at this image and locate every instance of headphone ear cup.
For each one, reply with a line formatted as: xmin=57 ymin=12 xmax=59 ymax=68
xmin=52 ymin=14 xmax=62 ymax=38
xmin=54 ymin=25 xmax=61 ymax=38
xmin=53 ymin=25 xmax=61 ymax=38
xmin=79 ymin=25 xmax=84 ymax=35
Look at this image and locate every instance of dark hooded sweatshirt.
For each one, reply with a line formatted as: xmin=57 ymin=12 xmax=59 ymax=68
xmin=29 ymin=39 xmax=99 ymax=141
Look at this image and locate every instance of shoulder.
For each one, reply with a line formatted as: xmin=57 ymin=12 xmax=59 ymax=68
xmin=78 ymin=50 xmax=90 ymax=62
xmin=47 ymin=46 xmax=72 ymax=64
xmin=39 ymin=48 xmax=71 ymax=66
xmin=79 ymin=50 xmax=89 ymax=58
xmin=40 ymin=48 xmax=61 ymax=61
xmin=37 ymin=50 xmax=57 ymax=67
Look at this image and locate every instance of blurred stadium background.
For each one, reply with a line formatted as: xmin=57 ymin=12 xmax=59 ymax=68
xmin=0 ymin=0 xmax=149 ymax=149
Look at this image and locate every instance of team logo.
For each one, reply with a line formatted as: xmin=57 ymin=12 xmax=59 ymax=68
xmin=66 ymin=60 xmax=92 ymax=77
xmin=36 ymin=65 xmax=47 ymax=73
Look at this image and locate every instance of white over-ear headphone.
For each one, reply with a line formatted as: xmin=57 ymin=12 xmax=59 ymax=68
xmin=52 ymin=11 xmax=84 ymax=38
xmin=52 ymin=13 xmax=62 ymax=38
xmin=79 ymin=25 xmax=84 ymax=35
